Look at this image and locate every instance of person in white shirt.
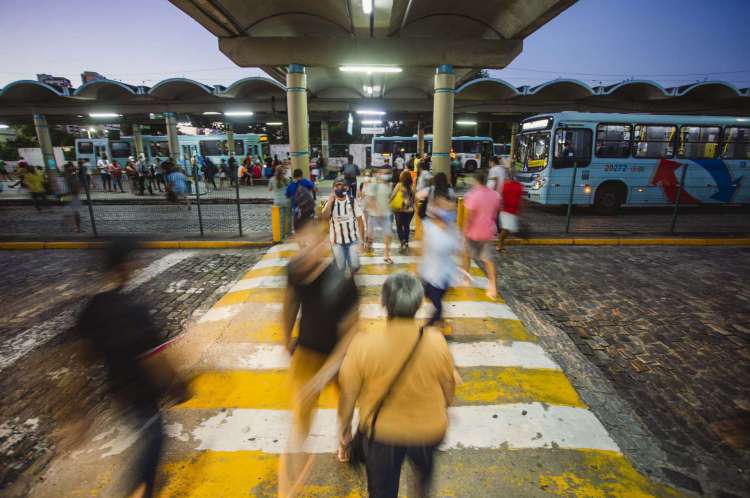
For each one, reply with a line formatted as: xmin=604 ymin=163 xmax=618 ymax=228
xmin=486 ymin=156 xmax=506 ymax=194
xmin=367 ymin=172 xmax=395 ymax=264
xmin=97 ymin=154 xmax=111 ymax=191
xmin=322 ymin=176 xmax=366 ymax=274
xmin=393 ymin=153 xmax=405 ymax=172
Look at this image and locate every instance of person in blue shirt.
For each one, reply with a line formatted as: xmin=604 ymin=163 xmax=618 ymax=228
xmin=165 ymin=161 xmax=191 ymax=210
xmin=286 ymin=168 xmax=316 ymax=209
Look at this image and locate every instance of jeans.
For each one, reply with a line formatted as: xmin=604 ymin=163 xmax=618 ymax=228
xmin=113 ymin=175 xmax=124 ymax=192
xmin=394 ymin=211 xmax=414 ymax=244
xmin=423 ymin=281 xmax=448 ymax=326
xmin=30 ymin=192 xmax=47 ymax=211
xmin=365 ymin=438 xmax=438 ymax=498
xmin=332 ymin=241 xmax=360 ymax=273
xmin=101 ymin=173 xmax=111 ymax=190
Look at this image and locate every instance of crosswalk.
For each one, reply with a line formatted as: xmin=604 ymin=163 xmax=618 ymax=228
xmin=35 ymin=243 xmax=682 ymax=497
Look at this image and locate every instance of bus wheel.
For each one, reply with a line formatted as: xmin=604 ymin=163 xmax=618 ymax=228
xmin=464 ymin=160 xmax=478 ymax=173
xmin=594 ymin=182 xmax=626 ymax=214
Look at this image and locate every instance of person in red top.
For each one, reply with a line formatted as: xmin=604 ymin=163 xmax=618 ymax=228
xmin=498 ymin=170 xmax=524 ymax=251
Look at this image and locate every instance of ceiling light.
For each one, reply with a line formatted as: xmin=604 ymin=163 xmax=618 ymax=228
xmin=340 ymin=65 xmax=402 ymax=74
xmin=89 ymin=113 xmax=121 ymax=118
xmin=456 ymin=120 xmax=478 ymax=126
xmin=224 ymin=111 xmax=254 ymax=117
xmin=266 ymin=122 xmax=283 ymax=126
xmin=202 ymin=111 xmax=222 ymax=115
xmin=361 ymin=120 xmax=382 ymax=125
xmin=356 ymin=109 xmax=386 ymax=116
xmin=177 ymin=122 xmax=193 ymax=127
xmin=88 ymin=127 xmax=96 ymax=132
xmin=364 ymin=85 xmax=374 ymax=96
xmin=362 ymin=0 xmax=372 ymax=15
xmin=0 ymin=124 xmax=9 ymax=129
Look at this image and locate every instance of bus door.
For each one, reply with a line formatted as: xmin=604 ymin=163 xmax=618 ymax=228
xmin=94 ymin=143 xmax=108 ymax=161
xmin=182 ymin=144 xmax=198 ymax=169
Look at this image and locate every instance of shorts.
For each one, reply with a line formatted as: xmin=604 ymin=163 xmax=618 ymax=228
xmin=369 ymin=214 xmax=392 ymax=238
xmin=466 ymin=239 xmax=493 ymax=261
xmin=500 ymin=212 xmax=519 ymax=233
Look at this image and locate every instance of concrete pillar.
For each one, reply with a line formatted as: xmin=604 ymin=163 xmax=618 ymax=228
xmin=33 ymin=114 xmax=57 ymax=170
xmin=132 ymin=124 xmax=144 ymax=157
xmin=164 ymin=112 xmax=179 ymax=161
xmin=431 ymin=65 xmax=455 ymax=177
xmin=508 ymin=121 xmax=519 ymax=170
xmin=286 ymin=64 xmax=310 ymax=177
xmin=321 ymin=120 xmax=330 ymax=173
xmin=417 ymin=119 xmax=425 ymax=157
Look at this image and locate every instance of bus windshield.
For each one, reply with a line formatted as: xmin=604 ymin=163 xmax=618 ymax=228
xmin=515 ymin=131 xmax=550 ymax=170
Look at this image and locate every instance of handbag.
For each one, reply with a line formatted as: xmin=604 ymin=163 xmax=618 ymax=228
xmin=389 ymin=185 xmax=404 ymax=212
xmin=347 ymin=327 xmax=424 ymax=466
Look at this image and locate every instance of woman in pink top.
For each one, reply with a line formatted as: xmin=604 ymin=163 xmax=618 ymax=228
xmin=462 ymin=170 xmax=501 ymax=299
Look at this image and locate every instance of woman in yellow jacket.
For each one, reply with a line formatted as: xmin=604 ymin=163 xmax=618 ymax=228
xmin=390 ymin=170 xmax=415 ymax=252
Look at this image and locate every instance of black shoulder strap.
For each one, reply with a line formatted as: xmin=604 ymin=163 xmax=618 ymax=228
xmin=366 ymin=327 xmax=424 ymax=440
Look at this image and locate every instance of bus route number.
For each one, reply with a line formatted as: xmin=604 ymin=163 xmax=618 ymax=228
xmin=605 ymin=164 xmax=644 ymax=173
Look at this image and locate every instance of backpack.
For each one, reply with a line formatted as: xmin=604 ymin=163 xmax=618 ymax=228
xmin=294 ymin=182 xmax=315 ymax=220
xmin=343 ymin=163 xmax=358 ymax=180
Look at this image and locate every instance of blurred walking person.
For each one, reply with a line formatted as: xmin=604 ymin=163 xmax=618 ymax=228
xmin=269 ymin=165 xmax=292 ymax=239
xmin=74 ymin=239 xmax=188 ymax=498
xmin=390 ymin=171 xmax=415 ymax=253
xmin=77 ymin=158 xmax=90 ymax=191
xmin=497 ymin=169 xmax=524 ymax=251
xmin=463 ymin=170 xmax=501 ymax=299
xmin=279 ymin=219 xmax=360 ymax=497
xmin=323 ymin=176 xmax=366 ymax=274
xmin=367 ymin=171 xmax=395 ymax=264
xmin=24 ymin=165 xmax=47 ymax=210
xmin=419 ymin=193 xmax=461 ymax=327
xmin=110 ymin=160 xmax=125 ymax=193
xmin=63 ymin=161 xmax=82 ymax=232
xmin=286 ymin=168 xmax=316 ymax=232
xmin=136 ymin=154 xmax=153 ymax=195
xmin=164 ymin=162 xmax=191 ymax=210
xmin=338 ymin=272 xmax=455 ymax=498
xmin=98 ymin=154 xmax=112 ymax=192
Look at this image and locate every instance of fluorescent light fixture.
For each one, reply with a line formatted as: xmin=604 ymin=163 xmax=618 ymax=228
xmin=88 ymin=127 xmax=96 ymax=132
xmin=456 ymin=120 xmax=478 ymax=126
xmin=266 ymin=122 xmax=283 ymax=126
xmin=202 ymin=111 xmax=222 ymax=115
xmin=364 ymin=85 xmax=374 ymax=96
xmin=0 ymin=124 xmax=9 ymax=129
xmin=224 ymin=111 xmax=254 ymax=117
xmin=89 ymin=113 xmax=121 ymax=118
xmin=361 ymin=120 xmax=382 ymax=125
xmin=340 ymin=65 xmax=402 ymax=74
xmin=362 ymin=0 xmax=372 ymax=15
xmin=177 ymin=122 xmax=193 ymax=127
xmin=356 ymin=109 xmax=386 ymax=116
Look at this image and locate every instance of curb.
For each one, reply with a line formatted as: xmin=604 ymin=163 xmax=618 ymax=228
xmin=1 ymin=238 xmax=749 ymax=250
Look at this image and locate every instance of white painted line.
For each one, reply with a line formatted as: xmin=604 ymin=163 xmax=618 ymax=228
xmin=204 ymin=341 xmax=558 ymax=371
xmin=229 ymin=274 xmax=489 ymax=293
xmin=361 ymin=301 xmax=518 ymax=320
xmin=174 ymin=404 xmax=619 ymax=454
xmin=267 ymin=243 xmax=299 ymax=253
xmin=124 ymin=251 xmax=196 ymax=292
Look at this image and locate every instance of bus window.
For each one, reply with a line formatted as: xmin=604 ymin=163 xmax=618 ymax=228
xmin=234 ymin=140 xmax=245 ymax=156
xmin=77 ymin=141 xmax=93 ymax=154
xmin=110 ymin=141 xmax=132 ymax=158
xmin=516 ymin=132 xmax=550 ymax=169
xmin=373 ymin=140 xmax=390 ymax=154
xmin=595 ymin=124 xmax=631 ymax=158
xmin=721 ymin=127 xmax=750 ymax=160
xmin=633 ymin=125 xmax=676 ymax=158
xmin=149 ymin=141 xmax=170 ymax=158
xmin=553 ymin=129 xmax=592 ymax=168
xmin=678 ymin=126 xmax=720 ymax=159
xmin=199 ymin=140 xmax=227 ymax=156
xmin=261 ymin=142 xmax=271 ymax=160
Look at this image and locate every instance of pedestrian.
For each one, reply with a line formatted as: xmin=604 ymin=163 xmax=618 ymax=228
xmin=98 ymin=154 xmax=111 ymax=191
xmin=486 ymin=156 xmax=506 ymax=232
xmin=125 ymin=158 xmax=139 ymax=193
xmin=342 ymin=154 xmax=360 ymax=198
xmin=264 ymin=156 xmax=274 ymax=179
xmin=62 ymin=162 xmax=82 ymax=232
xmin=203 ymin=156 xmax=217 ymax=192
xmin=419 ymin=194 xmax=461 ymax=326
xmin=393 ymin=153 xmax=405 ymax=174
xmin=218 ymin=158 xmax=228 ymax=190
xmin=417 ymin=172 xmax=455 ymax=219
xmin=164 ymin=161 xmax=191 ymax=210
xmin=136 ymin=154 xmax=153 ymax=195
xmin=110 ymin=160 xmax=125 ymax=193
xmin=23 ymin=165 xmax=47 ymax=210
xmin=272 ymin=154 xmax=280 ymax=168
xmin=74 ymin=238 xmax=189 ymax=498
xmin=323 ymin=176 xmax=366 ymax=274
xmin=286 ymin=168 xmax=316 ymax=231
xmin=77 ymin=159 xmax=90 ymax=191
xmin=497 ymin=169 xmax=524 ymax=251
xmin=239 ymin=163 xmax=249 ymax=186
xmin=463 ymin=170 xmax=501 ymax=299
xmin=338 ymin=272 xmax=455 ymax=498
xmin=450 ymin=152 xmax=461 ymax=188
xmin=152 ymin=158 xmax=165 ymax=192
xmin=269 ymin=165 xmax=291 ymax=238
xmin=390 ymin=170 xmax=416 ymax=252
xmin=279 ymin=219 xmax=360 ymax=497
xmin=416 ymin=160 xmax=432 ymax=192
xmin=228 ymin=155 xmax=239 ymax=187
xmin=367 ymin=171 xmax=395 ymax=264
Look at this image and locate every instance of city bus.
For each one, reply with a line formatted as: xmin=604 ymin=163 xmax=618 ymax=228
xmin=75 ymin=133 xmax=270 ymax=171
xmin=371 ymin=135 xmax=494 ymax=172
xmin=493 ymin=143 xmax=511 ymax=161
xmin=513 ymin=112 xmax=749 ymax=213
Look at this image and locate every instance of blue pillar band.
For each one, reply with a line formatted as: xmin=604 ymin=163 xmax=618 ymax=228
xmin=288 ymin=64 xmax=305 ymax=74
xmin=437 ymin=64 xmax=454 ymax=74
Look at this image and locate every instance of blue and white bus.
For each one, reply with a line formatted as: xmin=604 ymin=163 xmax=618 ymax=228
xmin=75 ymin=133 xmax=270 ymax=169
xmin=371 ymin=135 xmax=493 ymax=172
xmin=514 ymin=112 xmax=749 ymax=213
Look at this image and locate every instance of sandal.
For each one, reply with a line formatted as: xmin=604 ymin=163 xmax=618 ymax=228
xmin=384 ymin=257 xmax=394 ymax=265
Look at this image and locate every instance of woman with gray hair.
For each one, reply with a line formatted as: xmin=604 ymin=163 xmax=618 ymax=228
xmin=338 ymin=272 xmax=456 ymax=498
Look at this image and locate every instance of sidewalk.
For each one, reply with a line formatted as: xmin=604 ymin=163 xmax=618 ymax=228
xmin=31 ymin=243 xmax=683 ymax=497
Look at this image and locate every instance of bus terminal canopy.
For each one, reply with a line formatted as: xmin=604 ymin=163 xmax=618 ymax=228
xmin=1 ymin=76 xmax=748 ymax=125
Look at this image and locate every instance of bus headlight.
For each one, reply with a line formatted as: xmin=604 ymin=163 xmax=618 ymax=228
xmin=533 ymin=178 xmax=544 ymax=190
xmin=583 ymin=184 xmax=592 ymax=194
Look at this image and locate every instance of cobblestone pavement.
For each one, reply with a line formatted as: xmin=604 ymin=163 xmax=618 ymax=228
xmin=495 ymin=246 xmax=750 ymax=497
xmin=0 ymin=249 xmax=262 ymax=495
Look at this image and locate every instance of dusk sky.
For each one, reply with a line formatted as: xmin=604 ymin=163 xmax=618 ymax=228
xmin=0 ymin=0 xmax=748 ymax=89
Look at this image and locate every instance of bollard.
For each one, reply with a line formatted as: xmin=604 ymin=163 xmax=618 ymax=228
xmin=457 ymin=197 xmax=465 ymax=231
xmin=272 ymin=205 xmax=282 ymax=242
xmin=564 ymin=162 xmax=578 ymax=233
xmin=316 ymin=200 xmax=324 ymax=220
xmin=194 ymin=169 xmax=204 ymax=237
xmin=82 ymin=174 xmax=97 ymax=237
xmin=670 ymin=163 xmax=688 ymax=233
xmin=415 ymin=213 xmax=423 ymax=240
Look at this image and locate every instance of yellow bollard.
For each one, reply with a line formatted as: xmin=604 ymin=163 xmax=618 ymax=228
xmin=271 ymin=205 xmax=282 ymax=242
xmin=457 ymin=197 xmax=465 ymax=231
xmin=415 ymin=212 xmax=423 ymax=240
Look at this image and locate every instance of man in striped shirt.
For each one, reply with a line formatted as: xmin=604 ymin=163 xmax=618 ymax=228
xmin=323 ymin=176 xmax=366 ymax=274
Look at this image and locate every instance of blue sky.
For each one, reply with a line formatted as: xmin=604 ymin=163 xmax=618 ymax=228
xmin=0 ymin=0 xmax=748 ymax=89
